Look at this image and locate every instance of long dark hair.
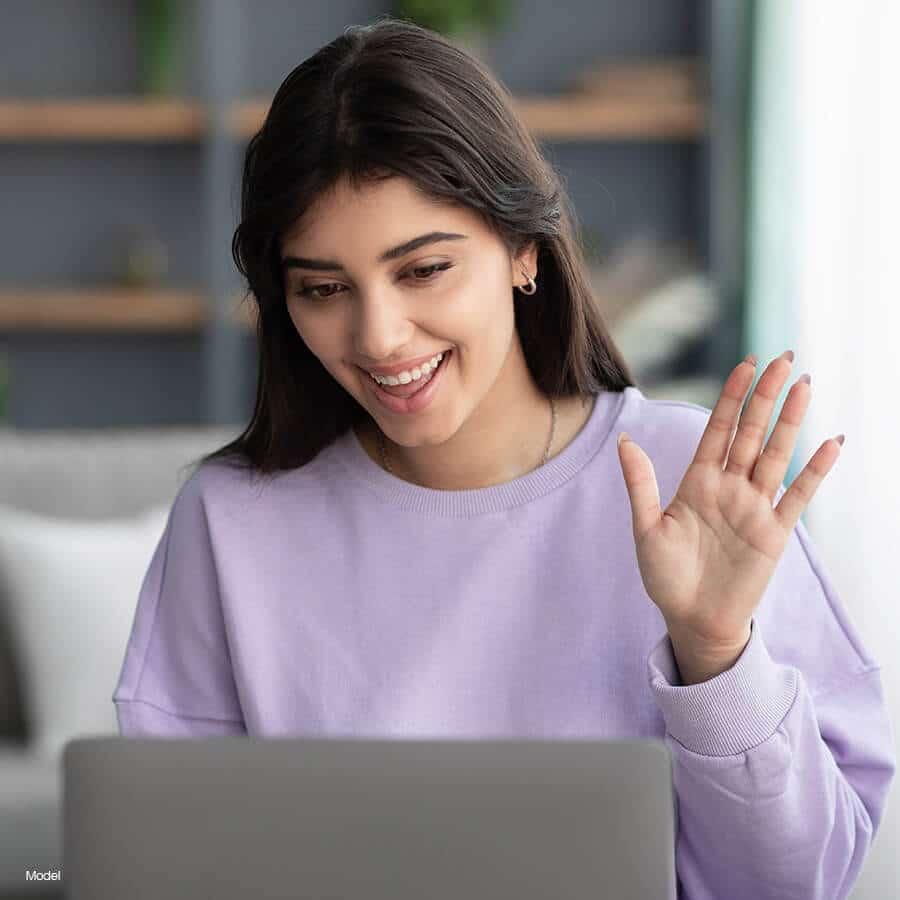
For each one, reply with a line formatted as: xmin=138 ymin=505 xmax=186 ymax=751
xmin=195 ymin=16 xmax=636 ymax=478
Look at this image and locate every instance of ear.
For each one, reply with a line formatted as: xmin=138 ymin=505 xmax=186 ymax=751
xmin=512 ymin=240 xmax=539 ymax=288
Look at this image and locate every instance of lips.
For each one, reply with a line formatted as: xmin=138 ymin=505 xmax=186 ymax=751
xmin=359 ymin=348 xmax=451 ymax=379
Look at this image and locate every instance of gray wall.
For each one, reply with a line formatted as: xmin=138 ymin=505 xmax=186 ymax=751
xmin=0 ymin=0 xmax=708 ymax=428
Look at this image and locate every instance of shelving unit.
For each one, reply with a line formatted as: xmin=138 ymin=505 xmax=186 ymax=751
xmin=0 ymin=1 xmax=748 ymax=428
xmin=0 ymin=88 xmax=707 ymax=333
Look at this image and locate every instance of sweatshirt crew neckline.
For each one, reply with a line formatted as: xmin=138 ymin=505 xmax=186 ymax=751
xmin=331 ymin=387 xmax=628 ymax=516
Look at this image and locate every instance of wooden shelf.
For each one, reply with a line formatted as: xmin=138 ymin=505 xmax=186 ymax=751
xmin=0 ymin=286 xmax=260 ymax=333
xmin=0 ymin=93 xmax=705 ymax=143
xmin=0 ymin=288 xmax=212 ymax=332
xmin=0 ymin=99 xmax=207 ymax=141
xmin=512 ymin=95 xmax=705 ymax=140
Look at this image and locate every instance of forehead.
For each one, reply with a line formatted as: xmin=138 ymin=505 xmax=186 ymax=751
xmin=281 ymin=174 xmax=485 ymax=250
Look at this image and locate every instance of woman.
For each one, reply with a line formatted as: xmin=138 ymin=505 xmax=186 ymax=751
xmin=113 ymin=18 xmax=895 ymax=898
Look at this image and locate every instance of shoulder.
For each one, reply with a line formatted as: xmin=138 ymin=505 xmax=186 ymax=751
xmin=165 ymin=454 xmax=281 ymax=528
xmin=168 ymin=450 xmax=334 ymax=538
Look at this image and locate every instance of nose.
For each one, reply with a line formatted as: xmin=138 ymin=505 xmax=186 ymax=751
xmin=351 ymin=291 xmax=414 ymax=364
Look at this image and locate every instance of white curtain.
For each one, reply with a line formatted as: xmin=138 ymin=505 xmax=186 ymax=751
xmin=747 ymin=3 xmax=900 ymax=896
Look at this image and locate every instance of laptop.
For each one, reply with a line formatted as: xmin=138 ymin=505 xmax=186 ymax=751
xmin=63 ymin=736 xmax=677 ymax=899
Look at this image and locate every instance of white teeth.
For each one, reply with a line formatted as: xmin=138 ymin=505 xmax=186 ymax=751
xmin=369 ymin=352 xmax=444 ymax=386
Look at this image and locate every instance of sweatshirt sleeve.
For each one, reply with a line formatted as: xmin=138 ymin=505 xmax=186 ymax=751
xmin=646 ymin=522 xmax=896 ymax=899
xmin=111 ymin=468 xmax=247 ymax=738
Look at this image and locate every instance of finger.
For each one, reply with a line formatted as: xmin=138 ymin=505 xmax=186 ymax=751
xmin=617 ymin=434 xmax=662 ymax=543
xmin=773 ymin=437 xmax=843 ymax=532
xmin=750 ymin=374 xmax=811 ymax=503
xmin=725 ymin=351 xmax=795 ymax=479
xmin=691 ymin=355 xmax=759 ymax=468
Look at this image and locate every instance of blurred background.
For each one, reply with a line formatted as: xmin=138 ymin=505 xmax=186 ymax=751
xmin=0 ymin=1 xmax=897 ymax=897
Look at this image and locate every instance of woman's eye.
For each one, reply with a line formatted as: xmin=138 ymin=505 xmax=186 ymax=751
xmin=297 ymin=283 xmax=342 ymax=300
xmin=296 ymin=261 xmax=453 ymax=302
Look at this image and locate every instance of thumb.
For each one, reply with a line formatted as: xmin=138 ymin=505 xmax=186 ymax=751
xmin=617 ymin=432 xmax=662 ymax=543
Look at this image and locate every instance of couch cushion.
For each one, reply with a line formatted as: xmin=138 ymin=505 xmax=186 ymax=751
xmin=0 ymin=504 xmax=171 ymax=760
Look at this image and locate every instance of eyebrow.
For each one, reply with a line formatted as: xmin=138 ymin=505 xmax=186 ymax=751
xmin=280 ymin=231 xmax=468 ymax=272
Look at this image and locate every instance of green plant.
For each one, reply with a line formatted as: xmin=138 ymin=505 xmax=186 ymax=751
xmin=136 ymin=0 xmax=184 ymax=95
xmin=392 ymin=0 xmax=512 ymax=36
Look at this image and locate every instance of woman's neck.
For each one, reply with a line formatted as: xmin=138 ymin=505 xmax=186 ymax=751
xmin=356 ymin=392 xmax=596 ymax=490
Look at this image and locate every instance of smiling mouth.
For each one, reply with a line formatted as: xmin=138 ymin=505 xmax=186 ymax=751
xmin=362 ymin=348 xmax=452 ymax=398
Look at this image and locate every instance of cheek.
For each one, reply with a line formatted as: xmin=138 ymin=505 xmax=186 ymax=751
xmin=464 ymin=273 xmax=517 ymax=337
xmin=446 ymin=270 xmax=505 ymax=323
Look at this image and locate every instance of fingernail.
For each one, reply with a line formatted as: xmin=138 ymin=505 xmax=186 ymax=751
xmin=618 ymin=432 xmax=630 ymax=445
xmin=798 ymin=373 xmax=811 ymax=386
xmin=783 ymin=349 xmax=795 ymax=362
xmin=743 ymin=353 xmax=757 ymax=367
xmin=835 ymin=434 xmax=845 ymax=446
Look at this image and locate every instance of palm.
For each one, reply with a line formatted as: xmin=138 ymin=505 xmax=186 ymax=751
xmin=618 ymin=351 xmax=843 ymax=649
xmin=636 ymin=462 xmax=790 ymax=646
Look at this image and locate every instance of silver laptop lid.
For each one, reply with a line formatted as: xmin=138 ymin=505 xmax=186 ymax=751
xmin=64 ymin=736 xmax=677 ymax=900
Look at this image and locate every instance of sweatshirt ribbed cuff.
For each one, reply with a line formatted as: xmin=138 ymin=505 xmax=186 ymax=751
xmin=646 ymin=617 xmax=800 ymax=757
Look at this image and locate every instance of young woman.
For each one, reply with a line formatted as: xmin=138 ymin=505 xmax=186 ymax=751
xmin=113 ymin=18 xmax=895 ymax=898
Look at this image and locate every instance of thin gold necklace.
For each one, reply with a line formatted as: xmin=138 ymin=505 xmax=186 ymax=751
xmin=377 ymin=395 xmax=557 ymax=481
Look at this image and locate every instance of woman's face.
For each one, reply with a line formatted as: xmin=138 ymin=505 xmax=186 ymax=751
xmin=280 ymin=174 xmax=537 ymax=448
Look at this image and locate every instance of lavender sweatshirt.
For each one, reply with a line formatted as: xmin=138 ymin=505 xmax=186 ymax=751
xmin=112 ymin=385 xmax=896 ymax=899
